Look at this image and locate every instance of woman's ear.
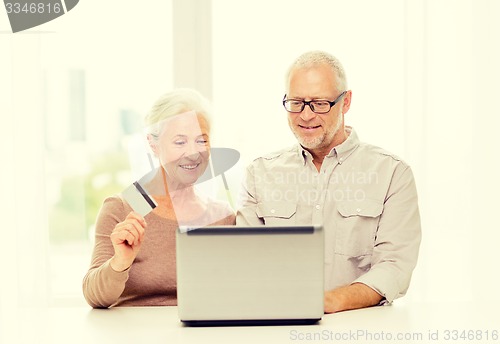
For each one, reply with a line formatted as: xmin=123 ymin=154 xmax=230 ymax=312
xmin=147 ymin=134 xmax=159 ymax=157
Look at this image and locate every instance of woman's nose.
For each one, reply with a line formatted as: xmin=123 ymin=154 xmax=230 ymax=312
xmin=185 ymin=142 xmax=207 ymax=159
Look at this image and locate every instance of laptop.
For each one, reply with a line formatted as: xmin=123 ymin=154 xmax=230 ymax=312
xmin=176 ymin=225 xmax=324 ymax=326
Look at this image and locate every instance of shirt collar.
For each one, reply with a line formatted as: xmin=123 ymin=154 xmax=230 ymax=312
xmin=294 ymin=145 xmax=309 ymax=166
xmin=329 ymin=126 xmax=360 ymax=164
xmin=297 ymin=126 xmax=360 ymax=165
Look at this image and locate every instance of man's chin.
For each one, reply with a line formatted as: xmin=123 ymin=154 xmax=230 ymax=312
xmin=298 ymin=137 xmax=323 ymax=150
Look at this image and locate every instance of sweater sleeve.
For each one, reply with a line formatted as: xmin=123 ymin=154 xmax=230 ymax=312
xmin=82 ymin=196 xmax=130 ymax=308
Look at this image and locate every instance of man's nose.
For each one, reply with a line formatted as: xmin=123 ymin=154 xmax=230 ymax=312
xmin=299 ymin=104 xmax=317 ymax=121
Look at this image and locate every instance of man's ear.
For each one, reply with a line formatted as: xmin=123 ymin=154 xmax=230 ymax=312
xmin=342 ymin=90 xmax=352 ymax=115
xmin=147 ymin=134 xmax=159 ymax=157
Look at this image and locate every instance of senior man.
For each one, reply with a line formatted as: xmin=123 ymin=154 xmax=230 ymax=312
xmin=236 ymin=50 xmax=421 ymax=313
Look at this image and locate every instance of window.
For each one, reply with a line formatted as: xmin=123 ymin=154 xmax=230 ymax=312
xmin=1 ymin=0 xmax=174 ymax=306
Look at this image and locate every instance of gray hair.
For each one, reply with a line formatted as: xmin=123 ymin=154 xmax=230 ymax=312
xmin=144 ymin=88 xmax=212 ymax=137
xmin=285 ymin=50 xmax=348 ymax=92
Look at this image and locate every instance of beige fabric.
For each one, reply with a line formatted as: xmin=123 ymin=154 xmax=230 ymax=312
xmin=236 ymin=127 xmax=421 ymax=302
xmin=83 ymin=195 xmax=235 ymax=308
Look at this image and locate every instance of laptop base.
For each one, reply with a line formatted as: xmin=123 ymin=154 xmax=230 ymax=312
xmin=181 ymin=318 xmax=321 ymax=327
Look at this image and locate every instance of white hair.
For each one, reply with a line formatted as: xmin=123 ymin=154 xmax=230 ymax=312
xmin=144 ymin=88 xmax=212 ymax=138
xmin=285 ymin=50 xmax=348 ymax=92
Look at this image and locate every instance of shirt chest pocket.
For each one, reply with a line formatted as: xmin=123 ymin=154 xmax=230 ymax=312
xmin=256 ymin=202 xmax=297 ymax=225
xmin=334 ymin=200 xmax=383 ymax=257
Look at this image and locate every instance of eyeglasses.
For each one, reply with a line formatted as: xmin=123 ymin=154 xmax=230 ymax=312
xmin=282 ymin=91 xmax=347 ymax=114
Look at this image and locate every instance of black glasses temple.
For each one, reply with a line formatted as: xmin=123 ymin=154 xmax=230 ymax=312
xmin=330 ymin=91 xmax=347 ymax=106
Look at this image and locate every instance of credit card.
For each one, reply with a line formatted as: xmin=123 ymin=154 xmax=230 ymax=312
xmin=121 ymin=182 xmax=157 ymax=217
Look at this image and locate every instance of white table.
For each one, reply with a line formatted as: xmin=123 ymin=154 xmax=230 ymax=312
xmin=1 ymin=301 xmax=499 ymax=344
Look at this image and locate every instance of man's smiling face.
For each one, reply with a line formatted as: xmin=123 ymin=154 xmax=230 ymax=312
xmin=286 ymin=63 xmax=346 ymax=153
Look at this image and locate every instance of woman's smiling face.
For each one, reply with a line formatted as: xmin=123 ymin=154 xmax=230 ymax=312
xmin=154 ymin=111 xmax=210 ymax=189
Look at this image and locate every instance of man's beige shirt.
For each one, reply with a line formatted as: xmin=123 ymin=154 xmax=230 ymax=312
xmin=236 ymin=127 xmax=421 ymax=302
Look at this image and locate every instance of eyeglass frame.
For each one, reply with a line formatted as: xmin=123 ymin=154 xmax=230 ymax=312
xmin=282 ymin=90 xmax=347 ymax=114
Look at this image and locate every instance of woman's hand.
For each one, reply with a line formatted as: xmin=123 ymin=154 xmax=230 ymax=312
xmin=109 ymin=212 xmax=146 ymax=272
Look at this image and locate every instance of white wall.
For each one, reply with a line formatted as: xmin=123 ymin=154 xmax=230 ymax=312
xmin=212 ymin=0 xmax=408 ymax=163
xmin=420 ymin=0 xmax=500 ymax=302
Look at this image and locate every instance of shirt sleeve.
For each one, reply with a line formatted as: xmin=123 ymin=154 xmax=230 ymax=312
xmin=235 ymin=163 xmax=265 ymax=226
xmin=82 ymin=196 xmax=130 ymax=308
xmin=353 ymin=164 xmax=422 ymax=302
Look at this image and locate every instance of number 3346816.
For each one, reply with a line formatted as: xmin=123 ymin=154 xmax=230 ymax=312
xmin=5 ymin=2 xmax=62 ymax=14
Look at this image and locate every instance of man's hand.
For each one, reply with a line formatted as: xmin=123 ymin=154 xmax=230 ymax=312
xmin=324 ymin=283 xmax=384 ymax=313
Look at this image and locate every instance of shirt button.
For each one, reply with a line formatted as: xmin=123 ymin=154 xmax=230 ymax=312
xmin=270 ymin=209 xmax=276 ymax=214
xmin=356 ymin=208 xmax=361 ymax=213
xmin=315 ymin=205 xmax=320 ymax=210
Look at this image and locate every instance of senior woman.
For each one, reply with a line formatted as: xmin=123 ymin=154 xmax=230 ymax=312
xmin=83 ymin=89 xmax=235 ymax=308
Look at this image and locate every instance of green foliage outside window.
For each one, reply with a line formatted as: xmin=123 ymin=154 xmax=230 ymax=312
xmin=49 ymin=151 xmax=130 ymax=243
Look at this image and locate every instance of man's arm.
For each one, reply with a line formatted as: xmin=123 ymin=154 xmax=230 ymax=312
xmin=324 ymin=283 xmax=383 ymax=313
xmin=348 ymin=164 xmax=422 ymax=304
